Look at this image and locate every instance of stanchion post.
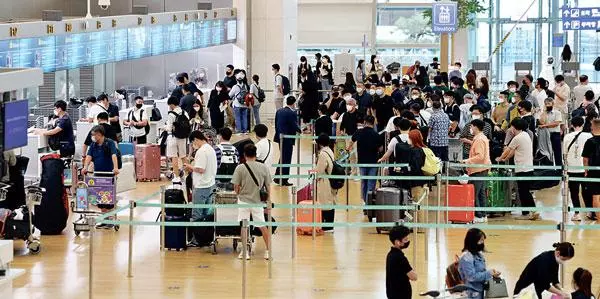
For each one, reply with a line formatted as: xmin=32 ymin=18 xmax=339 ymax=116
xmin=291 ymin=186 xmax=297 ymax=259
xmin=267 ymin=200 xmax=273 ymax=279
xmin=88 ymin=217 xmax=95 ymax=299
xmin=436 ymin=172 xmax=442 ymax=243
xmin=160 ymin=185 xmax=166 ymax=251
xmin=312 ymin=174 xmax=317 ymax=240
xmin=412 ymin=206 xmax=418 ymax=268
xmin=241 ymin=219 xmax=248 ymax=299
xmin=296 ymin=136 xmax=300 ymax=187
xmin=279 ymin=134 xmax=284 ymax=185
xmin=560 ymin=171 xmax=569 ymax=284
xmin=127 ymin=200 xmax=135 ymax=278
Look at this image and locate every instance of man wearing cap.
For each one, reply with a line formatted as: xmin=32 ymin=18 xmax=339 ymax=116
xmin=391 ymin=79 xmax=406 ymax=107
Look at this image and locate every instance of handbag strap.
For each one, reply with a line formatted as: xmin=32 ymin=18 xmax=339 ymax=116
xmin=323 ymin=151 xmax=335 ymax=175
xmin=243 ymin=163 xmax=260 ymax=188
xmin=257 ymin=141 xmax=271 ymax=164
xmin=567 ymin=131 xmax=583 ymax=154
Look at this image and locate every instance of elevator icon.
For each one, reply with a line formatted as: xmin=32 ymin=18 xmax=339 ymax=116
xmin=438 ymin=6 xmax=451 ymax=24
xmin=432 ymin=2 xmax=458 ymax=33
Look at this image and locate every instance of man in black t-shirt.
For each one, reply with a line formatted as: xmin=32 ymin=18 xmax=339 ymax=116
xmin=82 ymin=112 xmax=118 ymax=157
xmin=98 ymin=94 xmax=122 ymax=142
xmin=347 ymin=116 xmax=383 ymax=203
xmin=582 ymin=118 xmax=600 ymax=220
xmin=339 ymin=98 xmax=362 ymax=136
xmin=386 ymin=225 xmax=417 ymax=299
xmin=314 ymin=105 xmax=333 ymax=137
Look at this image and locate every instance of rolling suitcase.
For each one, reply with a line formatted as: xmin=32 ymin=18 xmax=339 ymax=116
xmin=135 ymin=144 xmax=161 ymax=181
xmin=448 ymin=184 xmax=475 ymax=223
xmin=164 ymin=215 xmax=187 ymax=251
xmin=119 ymin=142 xmax=135 ymax=156
xmin=370 ymin=187 xmax=409 ymax=234
xmin=296 ymin=200 xmax=323 ymax=236
xmin=297 ymin=182 xmax=313 ymax=204
xmin=232 ymin=139 xmax=254 ymax=164
xmin=165 ymin=187 xmax=186 ymax=217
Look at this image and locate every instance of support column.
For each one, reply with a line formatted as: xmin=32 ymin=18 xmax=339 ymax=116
xmin=440 ymin=34 xmax=449 ymax=73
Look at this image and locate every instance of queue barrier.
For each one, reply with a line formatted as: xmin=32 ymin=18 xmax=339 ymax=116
xmin=84 ymin=163 xmax=600 ymax=299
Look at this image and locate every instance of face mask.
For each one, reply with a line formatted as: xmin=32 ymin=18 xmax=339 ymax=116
xmin=136 ymin=104 xmax=143 ymax=109
xmin=411 ymin=94 xmax=420 ymax=99
xmin=499 ymin=97 xmax=505 ymax=103
xmin=194 ymin=106 xmax=201 ymax=112
xmin=53 ymin=110 xmax=59 ymax=116
xmin=476 ymin=243 xmax=485 ymax=252
xmin=368 ymin=89 xmax=376 ymax=96
xmin=546 ymin=106 xmax=553 ymax=112
xmin=91 ymin=136 xmax=97 ymax=143
xmin=444 ymin=98 xmax=450 ymax=104
xmin=401 ymin=240 xmax=410 ymax=249
xmin=236 ymin=74 xmax=245 ymax=80
xmin=426 ymin=101 xmax=433 ymax=108
xmin=376 ymin=89 xmax=384 ymax=96
xmin=346 ymin=105 xmax=353 ymax=112
xmin=469 ymin=128 xmax=475 ymax=136
xmin=472 ymin=115 xmax=481 ymax=120
xmin=216 ymin=87 xmax=222 ymax=92
xmin=357 ymin=87 xmax=364 ymax=93
xmin=509 ymin=87 xmax=516 ymax=93
xmin=226 ymin=71 xmax=232 ymax=76
xmin=556 ymin=256 xmax=565 ymax=264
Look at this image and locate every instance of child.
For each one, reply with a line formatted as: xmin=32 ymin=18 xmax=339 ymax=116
xmin=386 ymin=225 xmax=417 ymax=299
xmin=571 ymin=268 xmax=593 ymax=299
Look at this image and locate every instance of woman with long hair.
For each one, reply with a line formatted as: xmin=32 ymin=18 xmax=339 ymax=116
xmin=561 ymin=44 xmax=572 ymax=62
xmin=367 ymin=54 xmax=384 ymax=79
xmin=319 ymin=55 xmax=334 ymax=101
xmin=458 ymin=228 xmax=501 ymax=299
xmin=466 ymin=69 xmax=477 ymax=89
xmin=344 ymin=72 xmax=357 ymax=95
xmin=356 ymin=59 xmax=365 ymax=84
xmin=207 ymin=81 xmax=228 ymax=131
xmin=514 ymin=242 xmax=575 ymax=299
xmin=407 ymin=130 xmax=428 ymax=204
xmin=571 ymin=268 xmax=593 ymax=299
xmin=300 ymin=71 xmax=320 ymax=133
xmin=479 ymin=77 xmax=490 ymax=99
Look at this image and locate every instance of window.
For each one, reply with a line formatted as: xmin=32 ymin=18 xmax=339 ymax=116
xmin=376 ymin=6 xmax=439 ymax=45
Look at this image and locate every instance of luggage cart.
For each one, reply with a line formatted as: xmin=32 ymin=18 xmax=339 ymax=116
xmin=71 ymin=172 xmax=120 ymax=236
xmin=211 ymin=190 xmax=253 ymax=255
xmin=0 ymin=184 xmax=43 ymax=254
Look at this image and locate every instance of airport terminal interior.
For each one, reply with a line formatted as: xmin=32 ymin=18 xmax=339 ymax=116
xmin=1 ymin=0 xmax=600 ymax=298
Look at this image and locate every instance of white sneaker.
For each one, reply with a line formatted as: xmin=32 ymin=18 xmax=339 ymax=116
xmin=483 ymin=216 xmax=488 ymax=223
xmin=238 ymin=251 xmax=250 ymax=260
xmin=264 ymin=250 xmax=270 ymax=260
xmin=473 ymin=217 xmax=485 ymax=224
xmin=571 ymin=214 xmax=581 ymax=222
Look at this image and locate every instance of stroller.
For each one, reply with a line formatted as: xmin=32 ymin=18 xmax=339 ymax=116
xmin=0 ymin=184 xmax=43 ymax=254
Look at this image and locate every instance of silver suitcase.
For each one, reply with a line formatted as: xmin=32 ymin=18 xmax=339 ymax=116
xmin=370 ymin=187 xmax=410 ymax=233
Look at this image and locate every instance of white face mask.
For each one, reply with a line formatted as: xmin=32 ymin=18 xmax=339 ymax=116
xmin=472 ymin=115 xmax=481 ymax=120
xmin=411 ymin=94 xmax=420 ymax=99
xmin=469 ymin=128 xmax=474 ymax=135
xmin=346 ymin=105 xmax=354 ymax=112
xmin=509 ymin=87 xmax=517 ymax=93
xmin=216 ymin=87 xmax=222 ymax=92
xmin=426 ymin=101 xmax=433 ymax=108
xmin=368 ymin=89 xmax=376 ymax=96
xmin=53 ymin=110 xmax=59 ymax=116
xmin=91 ymin=136 xmax=97 ymax=143
xmin=556 ymin=256 xmax=565 ymax=264
xmin=356 ymin=87 xmax=364 ymax=93
xmin=236 ymin=74 xmax=245 ymax=80
xmin=375 ymin=89 xmax=384 ymax=96
xmin=194 ymin=106 xmax=201 ymax=112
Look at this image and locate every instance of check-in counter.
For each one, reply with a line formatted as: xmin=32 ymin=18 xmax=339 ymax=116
xmin=23 ymin=134 xmax=49 ymax=179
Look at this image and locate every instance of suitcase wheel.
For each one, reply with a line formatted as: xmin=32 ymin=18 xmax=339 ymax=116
xmin=376 ymin=228 xmax=382 ymax=234
xmin=114 ymin=225 xmax=120 ymax=232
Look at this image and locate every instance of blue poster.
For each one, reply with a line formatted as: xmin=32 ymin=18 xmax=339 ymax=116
xmin=432 ymin=2 xmax=458 ymax=34
xmin=3 ymin=100 xmax=29 ymax=151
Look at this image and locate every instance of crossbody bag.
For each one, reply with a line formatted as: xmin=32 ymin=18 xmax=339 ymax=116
xmin=243 ymin=163 xmax=269 ymax=202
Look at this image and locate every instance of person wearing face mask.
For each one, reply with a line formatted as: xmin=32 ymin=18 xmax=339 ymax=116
xmin=82 ymin=112 xmax=118 ymax=164
xmin=207 ymin=81 xmax=228 ymax=131
xmin=355 ymin=83 xmax=373 ymax=116
xmin=189 ymin=99 xmax=208 ymax=132
xmin=443 ymin=91 xmax=461 ymax=137
xmin=223 ymin=64 xmax=236 ymax=89
xmin=531 ymin=78 xmax=549 ymax=118
xmin=34 ymin=100 xmax=75 ymax=158
xmin=448 ymin=62 xmax=463 ymax=80
xmin=183 ymin=130 xmax=217 ymax=223
xmin=580 ymin=90 xmax=599 ymax=132
xmin=406 ymin=87 xmax=424 ymax=110
xmin=123 ymin=96 xmax=149 ymax=144
xmin=367 ymin=54 xmax=384 ymax=79
xmin=520 ymin=74 xmax=534 ymax=100
xmin=299 ymin=71 xmax=320 ymax=133
xmin=538 ymin=98 xmax=563 ymax=166
xmin=552 ymin=75 xmax=570 ymax=126
xmin=82 ymin=96 xmax=98 ymax=122
xmin=339 ymin=97 xmax=361 ymax=136
xmin=459 ymin=93 xmax=475 ymax=130
xmin=371 ymin=84 xmax=394 ymax=132
xmin=461 ymin=119 xmax=491 ymax=223
xmin=504 ymin=80 xmax=519 ymax=102
xmin=492 ymin=91 xmax=510 ymax=127
xmin=514 ymin=242 xmax=575 ymax=299
xmin=297 ymin=56 xmax=312 ymax=88
xmin=458 ymin=229 xmax=500 ymax=299
xmin=320 ymin=56 xmax=334 ymax=101
xmin=229 ymin=69 xmax=250 ymax=134
xmin=501 ymin=91 xmax=524 ymax=132
xmin=390 ymin=79 xmax=406 ymax=107
xmin=325 ymin=92 xmax=344 ymax=118
xmin=460 ymin=106 xmax=492 ymax=162
xmin=313 ymin=134 xmax=338 ymax=231
xmin=386 ymin=225 xmax=417 ymax=299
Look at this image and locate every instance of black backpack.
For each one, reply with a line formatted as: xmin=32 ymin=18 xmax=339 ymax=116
xmin=572 ymin=105 xmax=586 ymax=118
xmin=129 ymin=109 xmax=150 ymax=135
xmin=234 ymin=84 xmax=248 ymax=105
xmin=151 ymin=107 xmax=162 ymax=121
xmin=594 ymin=57 xmax=600 ymax=71
xmin=255 ymin=84 xmax=266 ymax=102
xmin=324 ymin=151 xmax=345 ymax=190
xmin=278 ymin=74 xmax=291 ymax=96
xmin=169 ymin=111 xmax=191 ymax=139
xmin=393 ymin=136 xmax=412 ymax=172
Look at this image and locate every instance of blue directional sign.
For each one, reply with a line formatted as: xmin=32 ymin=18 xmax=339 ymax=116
xmin=432 ymin=2 xmax=458 ymax=34
xmin=561 ymin=5 xmax=600 ymax=31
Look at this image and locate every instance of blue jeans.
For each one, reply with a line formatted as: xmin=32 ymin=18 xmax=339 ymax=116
xmin=360 ymin=167 xmax=378 ymax=203
xmin=192 ymin=185 xmax=215 ymax=221
xmin=233 ymin=107 xmax=249 ymax=133
xmin=252 ymin=103 xmax=261 ymax=125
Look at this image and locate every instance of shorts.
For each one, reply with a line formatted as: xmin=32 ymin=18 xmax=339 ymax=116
xmin=166 ymin=136 xmax=187 ymax=158
xmin=237 ymin=200 xmax=265 ymax=227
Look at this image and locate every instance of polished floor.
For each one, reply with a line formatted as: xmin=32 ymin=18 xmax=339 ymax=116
xmin=9 ymin=136 xmax=600 ymax=299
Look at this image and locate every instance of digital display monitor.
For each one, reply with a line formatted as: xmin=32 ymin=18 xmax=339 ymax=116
xmin=19 ymin=37 xmax=56 ymax=72
xmin=194 ymin=21 xmax=211 ymax=49
xmin=114 ymin=29 xmax=128 ymax=62
xmin=128 ymin=27 xmax=151 ymax=59
xmin=226 ymin=19 xmax=237 ymax=42
xmin=88 ymin=30 xmax=115 ymax=65
xmin=212 ymin=20 xmax=225 ymax=46
xmin=55 ymin=35 xmax=69 ymax=70
xmin=164 ymin=24 xmax=182 ymax=53
xmin=3 ymin=100 xmax=29 ymax=150
xmin=180 ymin=23 xmax=195 ymax=51
xmin=150 ymin=25 xmax=165 ymax=56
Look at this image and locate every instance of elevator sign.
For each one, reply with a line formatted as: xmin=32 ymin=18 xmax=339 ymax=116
xmin=561 ymin=5 xmax=600 ymax=30
xmin=432 ymin=2 xmax=458 ymax=34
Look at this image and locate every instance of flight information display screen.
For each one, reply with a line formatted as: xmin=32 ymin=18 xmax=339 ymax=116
xmin=164 ymin=24 xmax=182 ymax=54
xmin=128 ymin=27 xmax=151 ymax=59
xmin=114 ymin=29 xmax=128 ymax=62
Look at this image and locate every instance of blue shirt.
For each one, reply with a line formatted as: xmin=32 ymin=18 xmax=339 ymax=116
xmin=87 ymin=140 xmax=118 ymax=172
xmin=428 ymin=109 xmax=450 ymax=147
xmin=458 ymin=251 xmax=492 ymax=295
xmin=56 ymin=115 xmax=75 ymax=148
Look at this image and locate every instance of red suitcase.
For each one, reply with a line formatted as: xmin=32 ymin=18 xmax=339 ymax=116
xmin=297 ymin=182 xmax=313 ymax=204
xmin=135 ymin=144 xmax=161 ymax=181
xmin=447 ymin=184 xmax=475 ymax=224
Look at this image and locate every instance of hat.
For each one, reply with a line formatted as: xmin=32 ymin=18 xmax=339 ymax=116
xmin=402 ymin=75 xmax=410 ymax=81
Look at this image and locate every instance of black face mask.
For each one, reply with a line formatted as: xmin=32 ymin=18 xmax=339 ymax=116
xmin=136 ymin=103 xmax=143 ymax=109
xmin=476 ymin=243 xmax=485 ymax=252
xmin=226 ymin=71 xmax=232 ymax=76
xmin=546 ymin=106 xmax=553 ymax=112
xmin=401 ymin=241 xmax=410 ymax=249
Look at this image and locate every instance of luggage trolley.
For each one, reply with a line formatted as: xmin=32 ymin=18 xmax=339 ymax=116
xmin=71 ymin=172 xmax=120 ymax=236
xmin=211 ymin=190 xmax=253 ymax=254
xmin=0 ymin=184 xmax=43 ymax=254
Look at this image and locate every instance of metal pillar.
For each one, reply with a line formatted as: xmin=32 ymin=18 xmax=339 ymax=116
xmin=241 ymin=219 xmax=248 ymax=299
xmin=160 ymin=185 xmax=166 ymax=251
xmin=291 ymin=186 xmax=297 ymax=259
xmin=127 ymin=200 xmax=135 ymax=278
xmin=88 ymin=217 xmax=95 ymax=299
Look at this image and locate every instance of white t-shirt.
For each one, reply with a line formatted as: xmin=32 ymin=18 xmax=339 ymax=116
xmin=508 ymin=131 xmax=534 ymax=173
xmin=166 ymin=107 xmax=188 ymax=135
xmin=127 ymin=107 xmax=149 ymax=137
xmin=256 ymin=138 xmax=273 ymax=165
xmin=88 ymin=104 xmax=107 ymax=124
xmin=563 ymin=130 xmax=593 ymax=173
xmin=417 ymin=110 xmax=431 ymax=127
xmin=193 ymin=143 xmax=217 ymax=188
xmin=385 ymin=116 xmax=399 ymax=133
xmin=274 ymin=74 xmax=283 ymax=98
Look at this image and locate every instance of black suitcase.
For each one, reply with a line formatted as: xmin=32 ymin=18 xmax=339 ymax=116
xmin=232 ymin=138 xmax=254 ymax=164
xmin=165 ymin=188 xmax=186 ymax=217
xmin=529 ymin=169 xmax=561 ymax=191
xmin=189 ymin=214 xmax=215 ymax=247
xmin=35 ymin=154 xmax=68 ymax=235
xmin=164 ymin=215 xmax=187 ymax=251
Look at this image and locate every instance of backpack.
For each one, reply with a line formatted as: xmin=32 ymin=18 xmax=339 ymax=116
xmin=393 ymin=136 xmax=412 ymax=171
xmin=594 ymin=57 xmax=600 ymax=71
xmin=102 ymin=139 xmax=122 ymax=169
xmin=445 ymin=255 xmax=463 ymax=290
xmin=254 ymin=83 xmax=266 ymax=103
xmin=169 ymin=111 xmax=191 ymax=139
xmin=422 ymin=147 xmax=441 ymax=176
xmin=234 ymin=84 xmax=248 ymax=105
xmin=151 ymin=107 xmax=162 ymax=121
xmin=129 ymin=109 xmax=150 ymax=135
xmin=324 ymin=151 xmax=345 ymax=190
xmin=478 ymin=98 xmax=492 ymax=113
xmin=278 ymin=74 xmax=291 ymax=96
xmin=571 ymin=105 xmax=586 ymax=118
xmin=217 ymin=144 xmax=239 ymax=184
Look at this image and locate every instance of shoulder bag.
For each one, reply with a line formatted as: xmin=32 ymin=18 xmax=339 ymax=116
xmin=243 ymin=163 xmax=269 ymax=202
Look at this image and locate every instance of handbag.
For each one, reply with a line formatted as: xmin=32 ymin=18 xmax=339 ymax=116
xmin=485 ymin=277 xmax=509 ymax=298
xmin=243 ymin=163 xmax=269 ymax=202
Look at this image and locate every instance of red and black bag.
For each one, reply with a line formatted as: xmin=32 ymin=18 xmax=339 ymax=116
xmin=34 ymin=154 xmax=69 ymax=235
